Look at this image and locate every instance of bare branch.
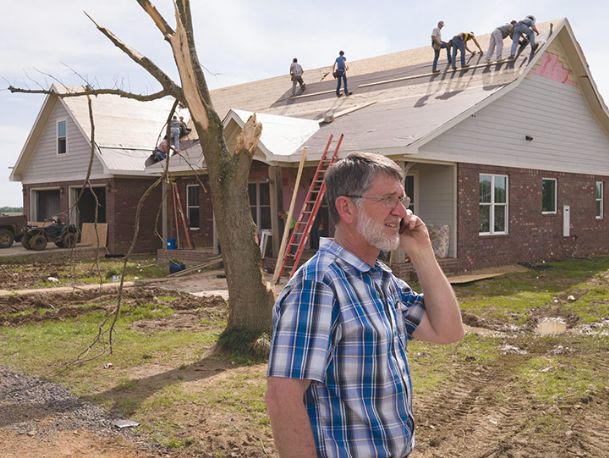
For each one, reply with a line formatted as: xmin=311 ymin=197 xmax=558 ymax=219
xmin=33 ymin=67 xmax=71 ymax=92
xmin=84 ymin=11 xmax=181 ymax=98
xmin=8 ymin=85 xmax=171 ymax=102
xmin=61 ymin=62 xmax=93 ymax=87
xmin=136 ymin=0 xmax=175 ymax=38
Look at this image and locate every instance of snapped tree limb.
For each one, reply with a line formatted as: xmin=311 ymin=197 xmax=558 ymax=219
xmin=84 ymin=11 xmax=182 ymax=99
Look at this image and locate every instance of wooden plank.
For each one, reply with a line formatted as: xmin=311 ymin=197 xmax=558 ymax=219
xmin=80 ymin=223 xmax=108 ymax=247
xmin=448 ymin=272 xmax=504 ymax=284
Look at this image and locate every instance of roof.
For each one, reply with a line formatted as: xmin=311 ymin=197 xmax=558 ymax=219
xmin=62 ymin=94 xmax=176 ymax=150
xmin=11 ymin=89 xmax=180 ymax=180
xmin=202 ymin=18 xmax=609 ymax=164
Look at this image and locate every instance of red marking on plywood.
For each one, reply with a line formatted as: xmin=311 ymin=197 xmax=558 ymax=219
xmin=532 ymin=52 xmax=576 ymax=87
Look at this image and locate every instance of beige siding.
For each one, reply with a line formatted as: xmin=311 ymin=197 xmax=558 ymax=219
xmin=418 ymin=75 xmax=609 ymax=176
xmin=21 ymin=101 xmax=106 ymax=184
xmin=415 ymin=163 xmax=457 ymax=257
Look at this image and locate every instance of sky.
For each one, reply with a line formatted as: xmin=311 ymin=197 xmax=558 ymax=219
xmin=1 ymin=0 xmax=608 ymax=207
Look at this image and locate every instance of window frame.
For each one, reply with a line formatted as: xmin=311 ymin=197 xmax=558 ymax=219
xmin=596 ymin=180 xmax=604 ymax=220
xmin=56 ymin=119 xmax=67 ymax=155
xmin=541 ymin=178 xmax=557 ymax=215
xmin=479 ymin=173 xmax=509 ymax=236
xmin=186 ymin=184 xmax=200 ymax=230
xmin=248 ymin=182 xmax=271 ymax=230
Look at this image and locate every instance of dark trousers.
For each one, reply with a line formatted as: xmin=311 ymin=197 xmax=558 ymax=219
xmin=335 ymin=70 xmax=348 ymax=95
xmin=432 ymin=42 xmax=451 ymax=71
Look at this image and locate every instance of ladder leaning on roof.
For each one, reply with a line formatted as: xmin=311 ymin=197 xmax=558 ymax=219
xmin=275 ymin=133 xmax=344 ymax=281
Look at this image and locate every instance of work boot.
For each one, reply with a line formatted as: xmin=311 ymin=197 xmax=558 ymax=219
xmin=452 ymin=66 xmax=457 ymax=70
xmin=508 ymin=55 xmax=515 ymax=60
xmin=346 ymin=91 xmax=352 ymax=96
xmin=432 ymin=69 xmax=441 ymax=73
xmin=336 ymin=93 xmax=342 ymax=97
xmin=531 ymin=43 xmax=539 ymax=52
xmin=462 ymin=64 xmax=470 ymax=69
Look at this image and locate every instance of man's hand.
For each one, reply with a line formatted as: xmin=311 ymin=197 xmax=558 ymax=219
xmin=399 ymin=210 xmax=432 ymax=256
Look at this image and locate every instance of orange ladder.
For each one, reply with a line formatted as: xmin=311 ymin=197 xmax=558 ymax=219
xmin=276 ymin=134 xmax=344 ymax=279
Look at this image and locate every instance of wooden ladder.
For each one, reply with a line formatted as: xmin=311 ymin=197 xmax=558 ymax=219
xmin=276 ymin=133 xmax=344 ymax=279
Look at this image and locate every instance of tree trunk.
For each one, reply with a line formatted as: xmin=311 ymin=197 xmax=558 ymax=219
xmin=171 ymin=2 xmax=275 ymax=354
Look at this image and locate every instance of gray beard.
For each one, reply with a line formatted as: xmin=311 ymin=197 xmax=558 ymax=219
xmin=356 ymin=210 xmax=400 ymax=253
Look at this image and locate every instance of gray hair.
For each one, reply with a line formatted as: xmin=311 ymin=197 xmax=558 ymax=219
xmin=324 ymin=152 xmax=404 ymax=224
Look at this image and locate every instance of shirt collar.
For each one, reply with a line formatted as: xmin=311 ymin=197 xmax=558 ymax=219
xmin=319 ymin=238 xmax=393 ymax=274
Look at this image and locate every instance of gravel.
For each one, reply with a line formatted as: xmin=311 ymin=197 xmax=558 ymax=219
xmin=0 ymin=365 xmax=160 ymax=453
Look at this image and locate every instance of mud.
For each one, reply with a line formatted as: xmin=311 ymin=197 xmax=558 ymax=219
xmin=0 ymin=287 xmax=227 ymax=327
xmin=411 ymin=344 xmax=609 ymax=458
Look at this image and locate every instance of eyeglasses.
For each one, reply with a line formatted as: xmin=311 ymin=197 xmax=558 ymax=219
xmin=345 ymin=194 xmax=411 ymax=208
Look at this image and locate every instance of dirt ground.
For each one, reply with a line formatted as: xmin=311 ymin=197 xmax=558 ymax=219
xmin=2 ymin=264 xmax=609 ymax=457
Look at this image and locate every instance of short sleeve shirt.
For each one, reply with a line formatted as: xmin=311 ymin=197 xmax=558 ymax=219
xmin=498 ymin=23 xmax=514 ymax=38
xmin=335 ymin=55 xmax=347 ymax=72
xmin=520 ymin=17 xmax=535 ymax=28
xmin=267 ymin=238 xmax=426 ymax=458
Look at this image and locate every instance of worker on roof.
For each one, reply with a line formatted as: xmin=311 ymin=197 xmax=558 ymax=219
xmin=431 ymin=20 xmax=452 ymax=73
xmin=333 ymin=50 xmax=352 ymax=97
xmin=509 ymin=15 xmax=540 ymax=59
xmin=170 ymin=115 xmax=181 ymax=150
xmin=449 ymin=32 xmax=483 ymax=70
xmin=289 ymin=58 xmax=306 ymax=96
xmin=485 ymin=20 xmax=517 ymax=63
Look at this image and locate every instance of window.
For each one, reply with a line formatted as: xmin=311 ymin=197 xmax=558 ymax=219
xmin=186 ymin=185 xmax=200 ymax=229
xmin=405 ymin=175 xmax=416 ymax=212
xmin=542 ymin=178 xmax=557 ymax=214
xmin=248 ymin=182 xmax=271 ymax=230
xmin=57 ymin=120 xmax=67 ymax=154
xmin=596 ymin=181 xmax=604 ymax=219
xmin=479 ymin=174 xmax=508 ymax=235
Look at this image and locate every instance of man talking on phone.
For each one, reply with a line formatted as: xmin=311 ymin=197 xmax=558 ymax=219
xmin=266 ymin=152 xmax=464 ymax=457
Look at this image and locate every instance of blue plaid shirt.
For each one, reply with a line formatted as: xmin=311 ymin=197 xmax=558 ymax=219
xmin=268 ymin=238 xmax=426 ymax=458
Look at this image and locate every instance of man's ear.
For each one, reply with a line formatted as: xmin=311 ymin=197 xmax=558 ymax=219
xmin=335 ymin=196 xmax=357 ymax=225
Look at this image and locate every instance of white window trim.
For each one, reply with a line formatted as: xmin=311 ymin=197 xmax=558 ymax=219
xmin=249 ymin=181 xmax=271 ymax=230
xmin=56 ymin=119 xmax=68 ymax=155
xmin=68 ymin=185 xmax=107 ymax=225
xmin=479 ymin=174 xmax=509 ymax=236
xmin=596 ymin=181 xmax=604 ymax=220
xmin=405 ymin=170 xmax=419 ymax=213
xmin=186 ymin=184 xmax=200 ymax=230
xmin=542 ymin=178 xmax=557 ymax=215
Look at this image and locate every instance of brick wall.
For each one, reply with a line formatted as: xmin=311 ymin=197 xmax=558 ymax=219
xmin=172 ymin=176 xmax=214 ymax=249
xmin=107 ymin=178 xmax=163 ymax=254
xmin=458 ymin=164 xmax=609 ymax=271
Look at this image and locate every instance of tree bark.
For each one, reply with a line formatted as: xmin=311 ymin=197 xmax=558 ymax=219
xmin=162 ymin=0 xmax=275 ymax=348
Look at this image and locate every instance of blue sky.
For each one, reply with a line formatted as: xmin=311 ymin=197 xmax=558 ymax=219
xmin=1 ymin=0 xmax=608 ymax=206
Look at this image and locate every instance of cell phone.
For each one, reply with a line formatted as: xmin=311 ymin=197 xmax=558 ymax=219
xmin=399 ymin=219 xmax=406 ymax=234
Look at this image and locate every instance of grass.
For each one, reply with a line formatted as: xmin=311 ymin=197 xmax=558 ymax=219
xmin=1 ymin=255 xmax=608 ymax=455
xmin=455 ymin=256 xmax=609 ymax=326
xmin=0 ymin=256 xmax=167 ymax=289
xmin=0 ymin=303 xmax=225 ymax=396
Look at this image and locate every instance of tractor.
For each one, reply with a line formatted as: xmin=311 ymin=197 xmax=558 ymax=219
xmin=0 ymin=214 xmax=27 ymax=248
xmin=21 ymin=218 xmax=78 ymax=251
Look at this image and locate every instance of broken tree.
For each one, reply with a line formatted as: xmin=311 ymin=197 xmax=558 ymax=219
xmin=9 ymin=0 xmax=275 ymax=354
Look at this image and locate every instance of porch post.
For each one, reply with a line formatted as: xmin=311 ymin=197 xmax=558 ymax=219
xmin=269 ymin=165 xmax=284 ymax=257
xmin=162 ymin=179 xmax=168 ymax=246
xmin=391 ymin=161 xmax=410 ymax=265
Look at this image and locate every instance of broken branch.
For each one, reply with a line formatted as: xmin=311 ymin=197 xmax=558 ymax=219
xmin=84 ymin=11 xmax=182 ymax=98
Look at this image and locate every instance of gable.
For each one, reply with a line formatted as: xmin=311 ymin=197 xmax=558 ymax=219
xmin=418 ymin=37 xmax=609 ymax=176
xmin=19 ymin=99 xmax=107 ymax=184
